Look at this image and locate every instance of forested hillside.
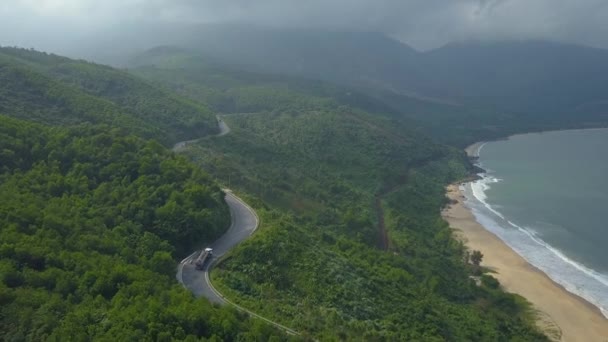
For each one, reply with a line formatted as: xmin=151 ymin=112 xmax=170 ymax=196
xmin=1 ymin=46 xmax=549 ymax=340
xmin=130 ymin=46 xmax=397 ymax=118
xmin=121 ymin=27 xmax=608 ymax=147
xmin=0 ymin=115 xmax=287 ymax=340
xmin=130 ymin=48 xmax=501 ymax=148
xmin=131 ymin=47 xmax=608 ymax=148
xmin=0 ymin=47 xmax=219 ymax=145
xmin=184 ymin=111 xmax=546 ymax=340
xmin=168 ymin=26 xmax=608 ymax=121
xmin=127 ymin=51 xmax=551 ymax=338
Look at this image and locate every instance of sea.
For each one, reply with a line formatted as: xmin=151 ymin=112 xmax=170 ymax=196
xmin=463 ymin=128 xmax=608 ymax=318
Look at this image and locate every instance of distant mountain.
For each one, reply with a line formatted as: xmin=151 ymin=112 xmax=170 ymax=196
xmin=156 ymin=26 xmax=608 ymax=122
xmin=93 ymin=24 xmax=426 ymax=97
xmin=129 ymin=44 xmax=606 ymax=147
xmin=190 ymin=27 xmax=437 ymax=100
xmin=72 ymin=24 xmax=608 ymax=130
xmin=129 ymin=46 xmax=407 ymax=116
xmin=423 ymin=40 xmax=608 ymax=115
xmin=190 ymin=27 xmax=424 ymax=88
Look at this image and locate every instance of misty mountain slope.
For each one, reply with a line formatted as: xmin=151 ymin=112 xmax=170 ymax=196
xmin=130 ymin=43 xmax=608 ymax=148
xmin=424 ymin=40 xmax=608 ymax=114
xmin=161 ymin=27 xmax=608 ymax=132
xmin=0 ymin=47 xmax=219 ymax=144
xmin=117 ymin=25 xmax=429 ymax=97
xmin=181 ymin=26 xmax=426 ymax=90
xmin=131 ymin=47 xmax=501 ymax=148
xmin=129 ymin=47 xmax=511 ymax=148
xmin=129 ymin=46 xmax=404 ymax=117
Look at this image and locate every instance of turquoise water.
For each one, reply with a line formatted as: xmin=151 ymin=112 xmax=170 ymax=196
xmin=463 ymin=128 xmax=608 ymax=317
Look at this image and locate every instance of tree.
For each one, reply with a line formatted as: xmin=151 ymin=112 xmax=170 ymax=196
xmin=470 ymin=250 xmax=484 ymax=267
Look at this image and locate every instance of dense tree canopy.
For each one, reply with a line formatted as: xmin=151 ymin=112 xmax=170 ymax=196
xmin=0 ymin=115 xmax=288 ymax=341
xmin=184 ymin=111 xmax=546 ymax=340
xmin=0 ymin=46 xmax=552 ymax=340
xmin=0 ymin=47 xmax=219 ymax=145
xmin=126 ymin=51 xmax=550 ymax=339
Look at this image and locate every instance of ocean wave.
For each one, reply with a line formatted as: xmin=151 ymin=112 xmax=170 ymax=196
xmin=466 ymin=174 xmax=608 ymax=319
xmin=470 ymin=175 xmax=502 ymax=212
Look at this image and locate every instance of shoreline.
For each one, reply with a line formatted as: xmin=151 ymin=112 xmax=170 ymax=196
xmin=443 ymin=141 xmax=608 ymax=341
xmin=464 ymin=141 xmax=486 ymax=157
xmin=463 ymin=126 xmax=608 ymax=157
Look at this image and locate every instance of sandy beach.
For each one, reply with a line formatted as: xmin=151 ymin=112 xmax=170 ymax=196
xmin=443 ymin=173 xmax=608 ymax=340
xmin=464 ymin=141 xmax=485 ymax=157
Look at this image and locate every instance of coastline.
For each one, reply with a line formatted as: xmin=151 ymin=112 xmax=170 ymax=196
xmin=464 ymin=141 xmax=486 ymax=157
xmin=442 ymin=141 xmax=608 ymax=341
xmin=463 ymin=126 xmax=608 ymax=157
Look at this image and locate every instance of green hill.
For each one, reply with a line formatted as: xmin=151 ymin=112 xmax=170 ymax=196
xmin=185 ymin=110 xmax=546 ymax=340
xmin=130 ymin=47 xmax=607 ymax=149
xmin=1 ymin=46 xmax=550 ymax=340
xmin=129 ymin=46 xmax=398 ymax=117
xmin=0 ymin=47 xmax=219 ymax=145
xmin=0 ymin=115 xmax=287 ymax=340
xmin=127 ymin=50 xmax=549 ymax=338
xmin=123 ymin=27 xmax=608 ymax=146
xmin=168 ymin=26 xmax=608 ymax=121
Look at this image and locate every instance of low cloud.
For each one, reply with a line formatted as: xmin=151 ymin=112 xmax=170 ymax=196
xmin=1 ymin=0 xmax=607 ymax=53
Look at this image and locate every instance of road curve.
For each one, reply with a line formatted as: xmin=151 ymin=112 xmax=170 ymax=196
xmin=172 ymin=116 xmax=230 ymax=152
xmin=173 ymin=118 xmax=299 ymax=336
xmin=178 ymin=191 xmax=257 ymax=302
xmin=177 ymin=191 xmax=299 ymax=336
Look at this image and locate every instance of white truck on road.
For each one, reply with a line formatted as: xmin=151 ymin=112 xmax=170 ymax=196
xmin=193 ymin=248 xmax=213 ymax=270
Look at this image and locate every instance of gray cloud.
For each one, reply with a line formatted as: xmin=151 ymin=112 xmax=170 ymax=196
xmin=1 ymin=0 xmax=608 ymax=53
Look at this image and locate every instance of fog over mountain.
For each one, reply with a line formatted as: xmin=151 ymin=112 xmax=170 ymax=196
xmin=1 ymin=0 xmax=608 ymax=54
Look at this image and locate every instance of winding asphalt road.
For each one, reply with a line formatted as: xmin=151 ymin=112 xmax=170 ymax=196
xmin=177 ymin=190 xmax=258 ymax=302
xmin=172 ymin=116 xmax=230 ymax=152
xmin=173 ymin=117 xmax=299 ymax=336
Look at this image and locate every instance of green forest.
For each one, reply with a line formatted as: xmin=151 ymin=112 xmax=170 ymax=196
xmin=131 ymin=47 xmax=608 ymax=148
xmin=0 ymin=115 xmax=289 ymax=340
xmin=183 ymin=112 xmax=545 ymax=340
xmin=0 ymin=46 xmax=561 ymax=340
xmin=0 ymin=47 xmax=219 ymax=145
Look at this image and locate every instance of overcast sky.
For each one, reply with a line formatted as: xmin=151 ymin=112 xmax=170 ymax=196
xmin=1 ymin=0 xmax=608 ymax=53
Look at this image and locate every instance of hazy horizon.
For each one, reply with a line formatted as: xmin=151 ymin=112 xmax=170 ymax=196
xmin=2 ymin=0 xmax=608 ymax=60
